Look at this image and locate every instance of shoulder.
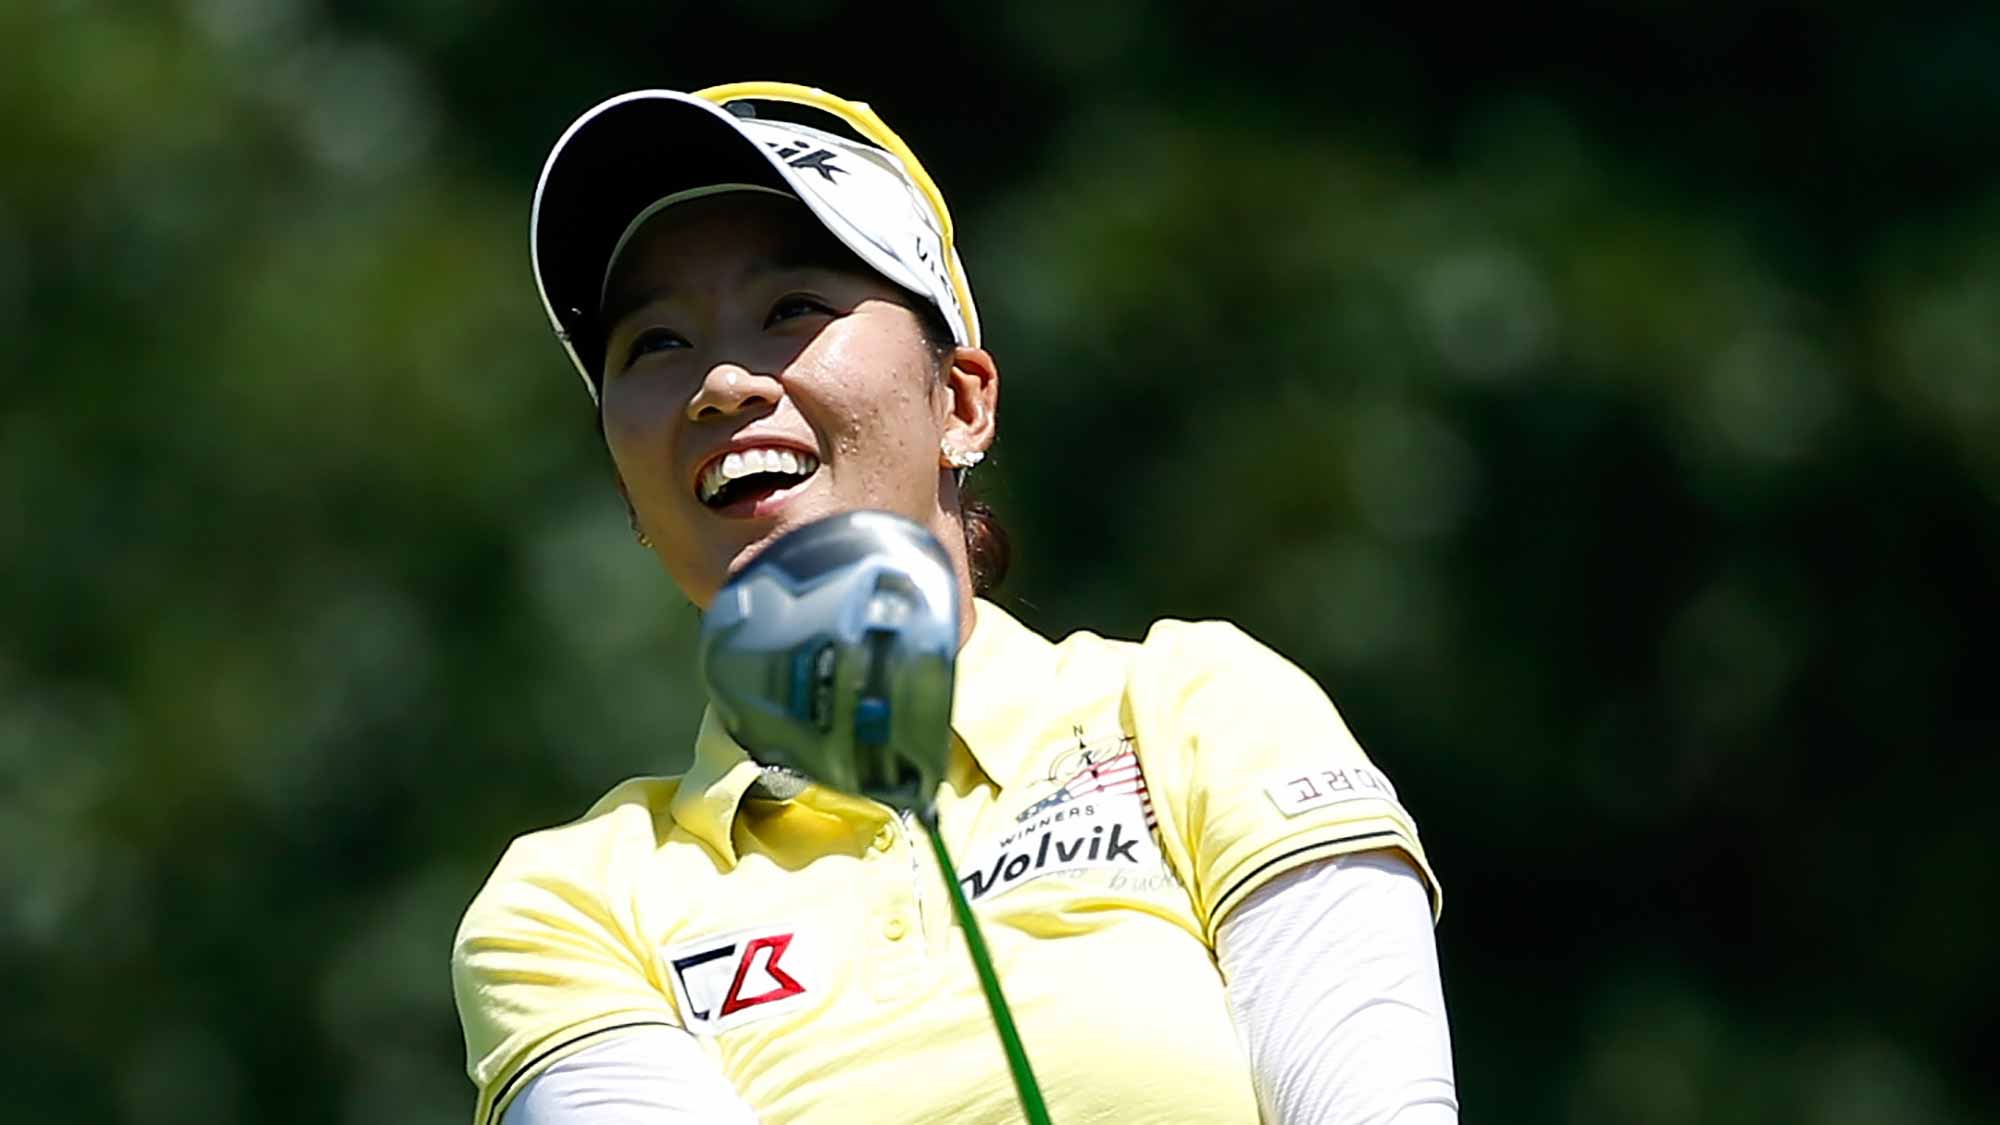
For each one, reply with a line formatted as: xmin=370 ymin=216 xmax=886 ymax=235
xmin=1134 ymin=617 xmax=1271 ymax=665
xmin=1019 ymin=614 xmax=1335 ymax=748
xmin=450 ymin=777 xmax=699 ymax=1115
xmin=1117 ymin=616 xmax=1364 ymax=794
xmin=495 ymin=775 xmax=684 ymax=876
xmin=1039 ymin=614 xmax=1278 ymax=680
xmin=1122 ymin=616 xmax=1323 ymax=707
xmin=1022 ymin=612 xmax=1319 ymax=717
xmin=455 ymin=776 xmax=687 ymax=942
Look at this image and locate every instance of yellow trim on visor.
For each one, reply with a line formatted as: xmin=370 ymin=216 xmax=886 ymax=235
xmin=691 ymin=81 xmax=982 ymax=348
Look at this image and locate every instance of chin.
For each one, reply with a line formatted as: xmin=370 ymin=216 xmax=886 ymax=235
xmin=716 ymin=518 xmax=808 ymax=583
xmin=704 ymin=495 xmax=923 ymax=593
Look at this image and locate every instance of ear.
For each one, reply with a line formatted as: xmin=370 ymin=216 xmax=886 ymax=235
xmin=938 ymin=345 xmax=1000 ymax=464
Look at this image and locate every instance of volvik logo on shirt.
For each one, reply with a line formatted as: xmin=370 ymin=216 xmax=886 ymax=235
xmin=958 ymin=764 xmax=1172 ymax=902
xmin=664 ymin=926 xmax=815 ymax=1036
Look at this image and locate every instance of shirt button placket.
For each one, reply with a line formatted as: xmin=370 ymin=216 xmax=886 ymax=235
xmin=869 ymin=815 xmax=926 ymax=1000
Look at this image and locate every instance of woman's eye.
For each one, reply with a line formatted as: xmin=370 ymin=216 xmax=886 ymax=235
xmin=766 ymin=294 xmax=833 ymax=327
xmin=624 ymin=327 xmax=687 ymax=367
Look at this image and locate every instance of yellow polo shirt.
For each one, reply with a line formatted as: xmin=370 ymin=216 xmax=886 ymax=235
xmin=453 ymin=599 xmax=1439 ymax=1124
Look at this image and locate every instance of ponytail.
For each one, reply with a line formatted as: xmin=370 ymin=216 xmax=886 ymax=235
xmin=962 ymin=494 xmax=1011 ymax=595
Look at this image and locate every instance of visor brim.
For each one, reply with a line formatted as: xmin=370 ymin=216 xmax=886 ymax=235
xmin=531 ymin=92 xmax=795 ymax=396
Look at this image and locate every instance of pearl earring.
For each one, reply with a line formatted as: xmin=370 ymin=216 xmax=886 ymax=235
xmin=942 ymin=439 xmax=985 ymax=470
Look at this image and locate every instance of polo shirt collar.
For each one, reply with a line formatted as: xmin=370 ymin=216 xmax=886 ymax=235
xmin=669 ymin=597 xmax=1058 ymax=866
xmin=668 ymin=708 xmax=767 ymax=866
xmin=949 ymin=597 xmax=1060 ymax=779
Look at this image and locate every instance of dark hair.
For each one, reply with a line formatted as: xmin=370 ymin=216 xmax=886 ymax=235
xmin=909 ymin=296 xmax=1010 ymax=597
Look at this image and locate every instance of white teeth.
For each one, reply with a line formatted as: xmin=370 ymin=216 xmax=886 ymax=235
xmin=698 ymin=447 xmax=820 ymax=505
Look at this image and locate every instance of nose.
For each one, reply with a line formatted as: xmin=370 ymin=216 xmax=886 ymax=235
xmin=686 ymin=362 xmax=782 ymax=422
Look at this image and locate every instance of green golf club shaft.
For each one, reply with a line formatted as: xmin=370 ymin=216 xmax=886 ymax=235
xmin=918 ymin=809 xmax=1053 ymax=1125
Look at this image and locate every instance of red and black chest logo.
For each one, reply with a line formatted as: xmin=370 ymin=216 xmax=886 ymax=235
xmin=664 ymin=927 xmax=814 ymax=1035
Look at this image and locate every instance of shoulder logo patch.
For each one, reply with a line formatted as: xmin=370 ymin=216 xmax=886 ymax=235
xmin=1262 ymin=764 xmax=1400 ymax=817
xmin=664 ymin=926 xmax=815 ymax=1036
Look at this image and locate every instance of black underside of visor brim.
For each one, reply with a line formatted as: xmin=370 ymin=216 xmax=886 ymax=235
xmin=536 ymin=98 xmax=792 ymax=390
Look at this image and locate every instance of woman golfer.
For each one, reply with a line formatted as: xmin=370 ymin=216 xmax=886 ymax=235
xmin=453 ymin=82 xmax=1457 ymax=1124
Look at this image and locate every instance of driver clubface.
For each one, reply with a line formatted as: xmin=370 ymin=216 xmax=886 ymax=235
xmin=697 ymin=510 xmax=960 ymax=812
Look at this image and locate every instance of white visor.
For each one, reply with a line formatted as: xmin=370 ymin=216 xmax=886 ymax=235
xmin=530 ymin=89 xmax=979 ymax=401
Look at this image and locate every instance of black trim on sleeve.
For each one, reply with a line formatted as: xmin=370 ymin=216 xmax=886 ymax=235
xmin=1207 ymin=831 xmax=1404 ymax=932
xmin=484 ymin=1020 xmax=679 ymax=1125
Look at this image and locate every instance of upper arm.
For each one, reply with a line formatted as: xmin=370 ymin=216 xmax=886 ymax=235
xmin=1216 ymin=852 xmax=1457 ymax=1125
xmin=1125 ymin=620 xmax=1441 ymax=939
xmin=502 ymin=1025 xmax=758 ymax=1125
xmin=453 ymin=832 xmax=684 ymax=1125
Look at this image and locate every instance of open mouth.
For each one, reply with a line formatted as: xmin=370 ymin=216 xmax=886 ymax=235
xmin=697 ymin=446 xmax=820 ymax=511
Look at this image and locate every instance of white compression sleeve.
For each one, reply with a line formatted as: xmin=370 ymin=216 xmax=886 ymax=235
xmin=502 ymin=1024 xmax=760 ymax=1125
xmin=1216 ymin=851 xmax=1459 ymax=1125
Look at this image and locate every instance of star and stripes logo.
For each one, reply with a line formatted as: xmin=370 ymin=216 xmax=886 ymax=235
xmin=1017 ymin=729 xmax=1155 ymax=828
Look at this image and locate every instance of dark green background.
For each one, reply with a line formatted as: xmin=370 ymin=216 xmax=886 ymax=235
xmin=4 ymin=2 xmax=1995 ymax=1122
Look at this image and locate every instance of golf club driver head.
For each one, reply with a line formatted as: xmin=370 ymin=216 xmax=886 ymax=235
xmin=698 ymin=510 xmax=961 ymax=812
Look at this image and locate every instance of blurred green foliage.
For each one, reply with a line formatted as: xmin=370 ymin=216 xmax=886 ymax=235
xmin=2 ymin=2 xmax=1996 ymax=1122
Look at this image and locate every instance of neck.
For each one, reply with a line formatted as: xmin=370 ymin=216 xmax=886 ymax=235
xmin=931 ymin=486 xmax=980 ymax=650
xmin=957 ymin=569 xmax=979 ymax=649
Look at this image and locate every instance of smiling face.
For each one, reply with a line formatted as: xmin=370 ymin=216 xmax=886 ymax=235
xmin=598 ymin=191 xmax=996 ymax=611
